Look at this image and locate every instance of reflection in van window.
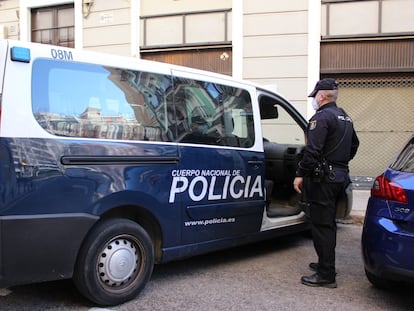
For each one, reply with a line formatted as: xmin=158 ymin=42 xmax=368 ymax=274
xmin=32 ymin=59 xmax=173 ymax=142
xmin=173 ymin=77 xmax=254 ymax=148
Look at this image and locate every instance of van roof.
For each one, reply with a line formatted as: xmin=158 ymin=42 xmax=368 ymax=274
xmin=4 ymin=39 xmax=290 ymax=101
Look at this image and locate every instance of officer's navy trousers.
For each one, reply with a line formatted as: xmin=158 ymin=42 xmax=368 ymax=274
xmin=304 ymin=178 xmax=346 ymax=280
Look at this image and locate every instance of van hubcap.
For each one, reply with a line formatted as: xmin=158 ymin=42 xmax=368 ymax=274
xmin=98 ymin=237 xmax=138 ymax=287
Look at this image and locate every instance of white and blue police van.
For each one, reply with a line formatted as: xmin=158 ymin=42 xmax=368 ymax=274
xmin=0 ymin=40 xmax=352 ymax=306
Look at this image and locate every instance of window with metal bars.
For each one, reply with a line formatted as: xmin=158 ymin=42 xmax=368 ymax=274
xmin=31 ymin=4 xmax=74 ymax=48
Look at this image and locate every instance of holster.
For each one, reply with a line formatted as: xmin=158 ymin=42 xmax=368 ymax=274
xmin=312 ymin=159 xmax=338 ymax=183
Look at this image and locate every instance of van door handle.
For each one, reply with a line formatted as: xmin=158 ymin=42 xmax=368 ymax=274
xmin=248 ymin=159 xmax=263 ymax=170
xmin=248 ymin=160 xmax=263 ymax=165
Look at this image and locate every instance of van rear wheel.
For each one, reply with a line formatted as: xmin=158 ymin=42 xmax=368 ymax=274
xmin=73 ymin=218 xmax=154 ymax=306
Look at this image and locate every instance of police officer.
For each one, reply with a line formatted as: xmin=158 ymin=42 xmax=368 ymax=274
xmin=293 ymin=78 xmax=359 ymax=288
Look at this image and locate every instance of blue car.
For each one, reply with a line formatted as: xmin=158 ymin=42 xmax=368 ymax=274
xmin=362 ymin=135 xmax=414 ymax=288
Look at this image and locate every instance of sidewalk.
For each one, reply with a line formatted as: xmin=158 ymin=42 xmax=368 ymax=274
xmin=341 ymin=189 xmax=370 ymax=225
xmin=353 ymin=189 xmax=370 ymax=216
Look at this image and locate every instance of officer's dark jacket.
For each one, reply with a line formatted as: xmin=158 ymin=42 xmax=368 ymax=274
xmin=296 ymin=102 xmax=359 ymax=178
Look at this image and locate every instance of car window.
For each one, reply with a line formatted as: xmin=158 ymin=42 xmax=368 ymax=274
xmin=173 ymin=77 xmax=254 ymax=147
xmin=259 ymin=94 xmax=305 ymax=145
xmin=390 ymin=137 xmax=414 ymax=172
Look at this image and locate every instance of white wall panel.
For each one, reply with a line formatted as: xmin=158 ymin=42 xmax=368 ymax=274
xmin=186 ymin=13 xmax=226 ymax=43
xmin=329 ymin=2 xmax=379 ymax=36
xmin=144 ymin=16 xmax=182 ymax=46
xmin=382 ymin=0 xmax=414 ymax=33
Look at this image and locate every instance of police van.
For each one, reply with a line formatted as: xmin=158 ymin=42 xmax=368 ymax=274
xmin=0 ymin=40 xmax=351 ymax=306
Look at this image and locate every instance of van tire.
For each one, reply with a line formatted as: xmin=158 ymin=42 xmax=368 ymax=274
xmin=73 ymin=218 xmax=154 ymax=306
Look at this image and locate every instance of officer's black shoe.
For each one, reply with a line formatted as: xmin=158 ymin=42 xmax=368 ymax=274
xmin=301 ymin=273 xmax=337 ymax=288
xmin=309 ymin=262 xmax=318 ymax=272
xmin=308 ymin=262 xmax=337 ymax=275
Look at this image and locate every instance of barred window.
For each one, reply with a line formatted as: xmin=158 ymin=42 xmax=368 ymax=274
xmin=31 ymin=4 xmax=74 ymax=48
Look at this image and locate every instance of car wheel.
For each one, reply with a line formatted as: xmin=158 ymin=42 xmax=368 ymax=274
xmin=365 ymin=268 xmax=397 ymax=290
xmin=73 ymin=218 xmax=154 ymax=306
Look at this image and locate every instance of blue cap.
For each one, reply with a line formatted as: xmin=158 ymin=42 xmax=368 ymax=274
xmin=308 ymin=78 xmax=338 ymax=97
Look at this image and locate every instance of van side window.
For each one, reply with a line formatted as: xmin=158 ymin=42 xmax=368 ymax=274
xmin=173 ymin=77 xmax=254 ymax=147
xmin=32 ymin=59 xmax=173 ymax=142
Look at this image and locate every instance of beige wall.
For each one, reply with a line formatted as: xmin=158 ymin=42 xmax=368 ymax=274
xmin=82 ymin=0 xmax=131 ymax=55
xmin=0 ymin=0 xmax=19 ymax=40
xmin=141 ymin=0 xmax=232 ymax=16
xmin=4 ymin=0 xmax=412 ymax=119
xmin=243 ymin=0 xmax=309 ymax=117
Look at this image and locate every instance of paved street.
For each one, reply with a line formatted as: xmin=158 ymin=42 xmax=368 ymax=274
xmin=117 ymin=223 xmax=414 ymax=311
xmin=3 ymin=189 xmax=414 ymax=311
xmin=2 ymin=219 xmax=414 ymax=311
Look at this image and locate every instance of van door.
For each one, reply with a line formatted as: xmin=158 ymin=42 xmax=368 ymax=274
xmin=257 ymin=90 xmax=308 ymax=230
xmin=169 ymin=71 xmax=265 ymax=244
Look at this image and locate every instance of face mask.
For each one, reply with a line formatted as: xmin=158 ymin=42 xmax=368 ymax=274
xmin=311 ymin=98 xmax=319 ymax=110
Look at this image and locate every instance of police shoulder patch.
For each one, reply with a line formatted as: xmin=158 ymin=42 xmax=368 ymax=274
xmin=309 ymin=120 xmax=317 ymax=130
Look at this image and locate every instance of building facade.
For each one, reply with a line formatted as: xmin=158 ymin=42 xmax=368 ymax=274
xmin=0 ymin=0 xmax=413 ymax=180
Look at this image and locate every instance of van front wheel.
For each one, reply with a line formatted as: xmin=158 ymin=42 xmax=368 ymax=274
xmin=73 ymin=218 xmax=154 ymax=306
